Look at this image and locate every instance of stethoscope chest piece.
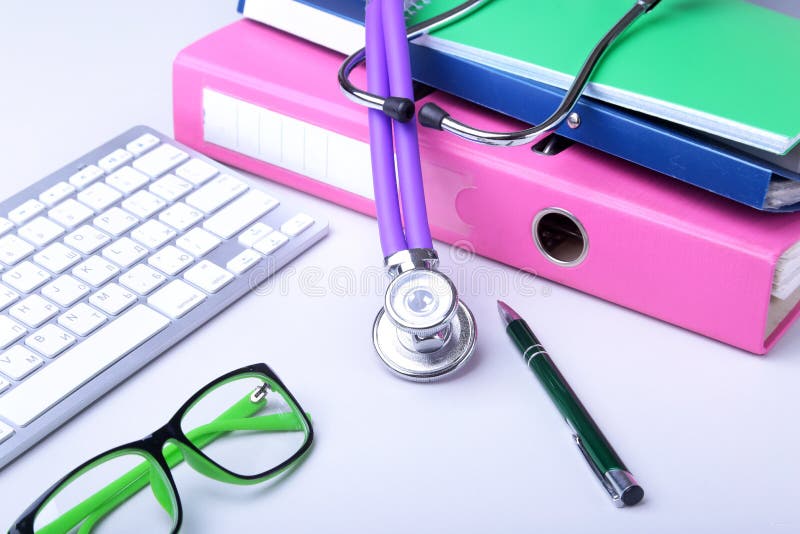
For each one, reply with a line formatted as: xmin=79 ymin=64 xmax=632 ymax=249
xmin=373 ymin=249 xmax=477 ymax=382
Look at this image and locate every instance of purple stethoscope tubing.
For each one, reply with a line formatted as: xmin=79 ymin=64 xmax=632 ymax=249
xmin=366 ymin=0 xmax=433 ymax=258
xmin=366 ymin=0 xmax=405 ymax=255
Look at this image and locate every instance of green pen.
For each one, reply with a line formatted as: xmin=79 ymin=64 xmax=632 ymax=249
xmin=497 ymin=301 xmax=644 ymax=507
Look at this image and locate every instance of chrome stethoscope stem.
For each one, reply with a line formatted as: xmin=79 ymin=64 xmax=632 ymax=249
xmin=339 ymin=48 xmax=382 ymax=111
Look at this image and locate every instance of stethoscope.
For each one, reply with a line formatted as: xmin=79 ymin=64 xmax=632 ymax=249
xmin=359 ymin=0 xmax=477 ymax=381
xmin=343 ymin=0 xmax=661 ymax=380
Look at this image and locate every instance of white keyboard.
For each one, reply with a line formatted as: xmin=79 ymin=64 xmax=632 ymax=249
xmin=0 ymin=126 xmax=328 ymax=467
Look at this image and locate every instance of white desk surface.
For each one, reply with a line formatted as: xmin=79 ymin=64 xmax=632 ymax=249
xmin=1 ymin=2 xmax=799 ymax=532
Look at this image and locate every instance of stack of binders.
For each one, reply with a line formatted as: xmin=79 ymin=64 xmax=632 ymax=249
xmin=172 ymin=1 xmax=800 ymax=354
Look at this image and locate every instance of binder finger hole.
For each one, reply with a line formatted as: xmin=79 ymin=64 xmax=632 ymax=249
xmin=533 ymin=208 xmax=588 ymax=267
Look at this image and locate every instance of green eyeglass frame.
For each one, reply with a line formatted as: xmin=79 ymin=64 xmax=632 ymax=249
xmin=9 ymin=363 xmax=313 ymax=534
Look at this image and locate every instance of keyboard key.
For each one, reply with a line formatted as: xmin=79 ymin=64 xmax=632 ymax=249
xmin=149 ymin=174 xmax=192 ymax=202
xmin=72 ymin=255 xmax=120 ymax=287
xmin=185 ymin=174 xmax=248 ymax=214
xmin=158 ymin=203 xmax=203 ymax=232
xmin=253 ymin=231 xmax=288 ymax=255
xmin=105 ymin=166 xmax=150 ymax=195
xmin=64 ymin=225 xmax=111 ymax=254
xmin=38 ymin=182 xmax=76 ymax=207
xmin=2 ymin=261 xmax=51 ymax=293
xmin=122 ymin=190 xmax=166 ymax=219
xmin=101 ymin=237 xmax=148 ymax=268
xmin=89 ymin=283 xmax=137 ymax=315
xmin=280 ymin=213 xmax=315 ymax=237
xmin=33 ymin=243 xmax=81 ymax=273
xmin=0 ymin=346 xmax=43 ymax=381
xmin=126 ymin=133 xmax=160 ymax=156
xmin=0 ymin=305 xmax=169 ymax=426
xmin=0 ymin=283 xmax=19 ymax=311
xmin=148 ymin=280 xmax=206 ymax=319
xmin=133 ymin=144 xmax=188 ymax=178
xmin=0 ymin=218 xmax=14 ymax=236
xmin=0 ymin=422 xmax=13 ymax=445
xmin=98 ymin=148 xmax=133 ymax=173
xmin=10 ymin=295 xmax=59 ymax=328
xmin=17 ymin=216 xmax=65 ymax=247
xmin=176 ymin=227 xmax=220 ymax=257
xmin=226 ymin=249 xmax=262 ymax=275
xmin=93 ymin=207 xmax=138 ymax=236
xmin=25 ymin=324 xmax=76 ymax=358
xmin=175 ymin=158 xmax=218 ymax=185
xmin=68 ymin=165 xmax=105 ymax=189
xmin=48 ymin=199 xmax=94 ymax=228
xmin=148 ymin=245 xmax=193 ymax=276
xmin=0 ymin=235 xmax=35 ymax=265
xmin=41 ymin=275 xmax=91 ymax=307
xmin=0 ymin=316 xmax=26 ymax=348
xmin=58 ymin=302 xmax=107 ymax=336
xmin=119 ymin=264 xmax=166 ymax=295
xmin=131 ymin=220 xmax=176 ymax=249
xmin=0 ymin=378 xmax=8 ymax=394
xmin=77 ymin=182 xmax=122 ymax=212
xmin=184 ymin=261 xmax=233 ymax=294
xmin=8 ymin=199 xmax=46 ymax=225
xmin=203 ymin=190 xmax=278 ymax=239
xmin=238 ymin=222 xmax=273 ymax=248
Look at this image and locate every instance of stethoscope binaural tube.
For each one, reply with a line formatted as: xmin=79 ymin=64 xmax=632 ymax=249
xmin=341 ymin=0 xmax=662 ymax=147
xmin=364 ymin=0 xmax=476 ymax=382
xmin=367 ymin=0 xmax=432 ymax=257
xmin=380 ymin=0 xmax=432 ymax=254
xmin=366 ymin=0 xmax=406 ymax=256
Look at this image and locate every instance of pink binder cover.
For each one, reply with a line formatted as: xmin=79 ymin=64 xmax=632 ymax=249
xmin=173 ymin=20 xmax=800 ymax=354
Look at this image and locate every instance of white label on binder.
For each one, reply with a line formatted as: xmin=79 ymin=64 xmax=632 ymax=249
xmin=202 ymin=89 xmax=375 ymax=201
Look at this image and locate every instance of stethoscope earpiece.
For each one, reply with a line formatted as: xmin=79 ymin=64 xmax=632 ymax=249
xmin=373 ymin=249 xmax=476 ymax=382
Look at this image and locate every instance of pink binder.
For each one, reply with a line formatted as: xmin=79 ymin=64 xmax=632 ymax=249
xmin=173 ymin=20 xmax=800 ymax=354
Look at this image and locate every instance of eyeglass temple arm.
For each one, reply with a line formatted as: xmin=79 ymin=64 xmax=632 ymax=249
xmin=36 ymin=395 xmax=308 ymax=534
xmin=417 ymin=0 xmax=662 ymax=146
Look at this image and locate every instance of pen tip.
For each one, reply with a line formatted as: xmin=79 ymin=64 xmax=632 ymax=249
xmin=497 ymin=300 xmax=521 ymax=325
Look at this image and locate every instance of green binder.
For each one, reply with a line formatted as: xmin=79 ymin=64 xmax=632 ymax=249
xmin=410 ymin=0 xmax=800 ymax=155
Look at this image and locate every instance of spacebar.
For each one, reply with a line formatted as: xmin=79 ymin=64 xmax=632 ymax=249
xmin=0 ymin=305 xmax=170 ymax=427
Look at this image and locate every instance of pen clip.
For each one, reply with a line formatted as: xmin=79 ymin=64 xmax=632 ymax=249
xmin=573 ymin=434 xmax=623 ymax=508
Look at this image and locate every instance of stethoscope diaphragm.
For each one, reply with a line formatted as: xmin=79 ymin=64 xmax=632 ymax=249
xmin=373 ymin=249 xmax=477 ymax=381
xmin=373 ymin=298 xmax=477 ymax=382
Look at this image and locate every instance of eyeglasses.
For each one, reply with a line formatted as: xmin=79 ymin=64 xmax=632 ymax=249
xmin=9 ymin=363 xmax=313 ymax=534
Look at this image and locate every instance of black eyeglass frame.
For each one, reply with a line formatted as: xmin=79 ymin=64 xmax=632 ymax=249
xmin=9 ymin=363 xmax=314 ymax=534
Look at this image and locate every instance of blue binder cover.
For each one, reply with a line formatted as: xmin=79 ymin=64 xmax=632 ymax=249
xmin=238 ymin=0 xmax=800 ymax=212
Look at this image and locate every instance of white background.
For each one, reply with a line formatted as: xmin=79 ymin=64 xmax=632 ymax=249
xmin=1 ymin=1 xmax=799 ymax=532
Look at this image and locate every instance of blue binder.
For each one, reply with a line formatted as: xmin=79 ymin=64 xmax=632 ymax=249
xmin=238 ymin=0 xmax=800 ymax=212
